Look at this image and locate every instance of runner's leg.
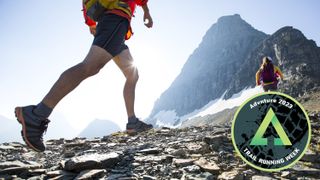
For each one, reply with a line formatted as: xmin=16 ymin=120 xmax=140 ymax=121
xmin=42 ymin=45 xmax=113 ymax=109
xmin=113 ymin=49 xmax=138 ymax=118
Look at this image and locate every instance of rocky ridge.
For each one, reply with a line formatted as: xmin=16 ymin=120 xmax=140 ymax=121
xmin=0 ymin=113 xmax=319 ymax=180
xmin=147 ymin=14 xmax=320 ymax=126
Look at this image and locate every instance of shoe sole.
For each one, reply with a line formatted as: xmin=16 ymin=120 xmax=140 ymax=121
xmin=126 ymin=129 xmax=138 ymax=136
xmin=126 ymin=127 xmax=152 ymax=136
xmin=15 ymin=107 xmax=43 ymax=152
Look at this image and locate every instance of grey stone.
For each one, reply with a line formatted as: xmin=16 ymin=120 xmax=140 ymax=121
xmin=182 ymin=165 xmax=201 ymax=173
xmin=46 ymin=170 xmax=77 ymax=179
xmin=64 ymin=152 xmax=120 ymax=172
xmin=301 ymin=149 xmax=320 ymax=163
xmin=75 ymin=169 xmax=106 ymax=180
xmin=173 ymin=158 xmax=194 ymax=167
xmin=194 ymin=158 xmax=220 ymax=175
xmin=203 ymin=135 xmax=227 ymax=150
xmin=142 ymin=175 xmax=157 ymax=180
xmin=0 ymin=167 xmax=28 ymax=175
xmin=186 ymin=142 xmax=210 ymax=154
xmin=134 ymin=155 xmax=167 ymax=163
xmin=138 ymin=148 xmax=161 ymax=154
xmin=251 ymin=175 xmax=277 ymax=180
xmin=0 ymin=160 xmax=42 ymax=170
xmin=0 ymin=145 xmax=16 ymax=151
xmin=184 ymin=172 xmax=215 ymax=180
xmin=218 ymin=169 xmax=244 ymax=180
xmin=292 ymin=166 xmax=320 ymax=176
xmin=170 ymin=149 xmax=187 ymax=157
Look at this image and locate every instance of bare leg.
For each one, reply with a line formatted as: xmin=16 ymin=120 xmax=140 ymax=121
xmin=42 ymin=45 xmax=113 ymax=109
xmin=113 ymin=49 xmax=139 ymax=118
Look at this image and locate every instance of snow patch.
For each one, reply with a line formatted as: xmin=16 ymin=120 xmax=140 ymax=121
xmin=154 ymin=110 xmax=180 ymax=127
xmin=188 ymin=86 xmax=263 ymax=119
xmin=152 ymin=86 xmax=263 ymax=127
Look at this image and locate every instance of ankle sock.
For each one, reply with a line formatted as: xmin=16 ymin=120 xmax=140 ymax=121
xmin=34 ymin=102 xmax=53 ymax=118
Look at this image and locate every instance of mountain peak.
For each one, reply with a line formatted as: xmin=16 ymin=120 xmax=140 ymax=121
xmin=215 ymin=14 xmax=252 ymax=30
xmin=217 ymin=14 xmax=242 ymax=23
xmin=202 ymin=14 xmax=264 ymax=45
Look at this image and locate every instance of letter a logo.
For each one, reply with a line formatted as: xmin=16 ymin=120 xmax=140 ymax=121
xmin=250 ymin=108 xmax=292 ymax=146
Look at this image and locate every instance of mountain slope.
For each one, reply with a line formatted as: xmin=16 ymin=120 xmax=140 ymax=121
xmin=148 ymin=14 xmax=267 ymax=122
xmin=147 ymin=14 xmax=320 ymax=127
xmin=79 ymin=119 xmax=121 ymax=138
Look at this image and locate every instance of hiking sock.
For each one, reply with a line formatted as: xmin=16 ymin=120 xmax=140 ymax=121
xmin=33 ymin=102 xmax=53 ymax=118
xmin=128 ymin=115 xmax=138 ymax=123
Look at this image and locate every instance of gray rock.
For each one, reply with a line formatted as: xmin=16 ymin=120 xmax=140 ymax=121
xmin=138 ymin=148 xmax=161 ymax=154
xmin=194 ymin=158 xmax=220 ymax=175
xmin=218 ymin=169 xmax=244 ymax=180
xmin=182 ymin=165 xmax=201 ymax=173
xmin=184 ymin=172 xmax=215 ymax=180
xmin=28 ymin=169 xmax=47 ymax=176
xmin=173 ymin=158 xmax=194 ymax=167
xmin=292 ymin=166 xmax=320 ymax=176
xmin=47 ymin=171 xmax=78 ymax=180
xmin=134 ymin=155 xmax=167 ymax=163
xmin=64 ymin=152 xmax=120 ymax=172
xmin=251 ymin=175 xmax=276 ymax=180
xmin=0 ymin=161 xmax=26 ymax=169
xmin=107 ymin=173 xmax=139 ymax=180
xmin=170 ymin=149 xmax=187 ymax=157
xmin=75 ymin=169 xmax=106 ymax=180
xmin=186 ymin=142 xmax=210 ymax=154
xmin=0 ymin=145 xmax=16 ymax=151
xmin=0 ymin=160 xmax=42 ymax=170
xmin=142 ymin=175 xmax=157 ymax=180
xmin=203 ymin=135 xmax=227 ymax=151
xmin=0 ymin=167 xmax=28 ymax=175
xmin=301 ymin=149 xmax=320 ymax=163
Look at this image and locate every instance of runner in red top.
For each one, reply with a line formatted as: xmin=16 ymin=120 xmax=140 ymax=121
xmin=15 ymin=0 xmax=154 ymax=152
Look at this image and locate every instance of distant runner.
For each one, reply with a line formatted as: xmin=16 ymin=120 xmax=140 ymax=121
xmin=15 ymin=0 xmax=153 ymax=152
xmin=256 ymin=56 xmax=284 ymax=92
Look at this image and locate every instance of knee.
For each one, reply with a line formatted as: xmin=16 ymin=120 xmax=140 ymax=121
xmin=80 ymin=62 xmax=104 ymax=77
xmin=126 ymin=69 xmax=139 ymax=84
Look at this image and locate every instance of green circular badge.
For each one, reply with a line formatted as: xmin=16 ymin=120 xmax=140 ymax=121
xmin=231 ymin=92 xmax=311 ymax=172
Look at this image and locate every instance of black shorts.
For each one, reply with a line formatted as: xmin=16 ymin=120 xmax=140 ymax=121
xmin=93 ymin=13 xmax=129 ymax=57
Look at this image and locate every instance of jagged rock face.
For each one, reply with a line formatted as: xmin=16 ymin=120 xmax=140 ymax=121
xmin=149 ymin=14 xmax=267 ymax=118
xmin=0 ymin=114 xmax=319 ymax=179
xmin=148 ymin=14 xmax=320 ymax=124
xmin=226 ymin=26 xmax=320 ymax=98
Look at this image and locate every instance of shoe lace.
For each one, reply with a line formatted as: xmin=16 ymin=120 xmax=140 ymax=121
xmin=39 ymin=119 xmax=50 ymax=140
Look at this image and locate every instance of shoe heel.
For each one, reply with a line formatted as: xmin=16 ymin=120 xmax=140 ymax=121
xmin=15 ymin=107 xmax=22 ymax=124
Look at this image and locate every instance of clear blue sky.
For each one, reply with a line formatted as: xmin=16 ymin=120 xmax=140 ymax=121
xmin=1 ymin=0 xmax=319 ymax=132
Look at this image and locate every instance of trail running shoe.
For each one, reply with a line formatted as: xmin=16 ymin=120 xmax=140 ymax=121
xmin=15 ymin=106 xmax=50 ymax=152
xmin=126 ymin=118 xmax=153 ymax=135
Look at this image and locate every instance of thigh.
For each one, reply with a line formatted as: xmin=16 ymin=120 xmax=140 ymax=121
xmin=82 ymin=45 xmax=113 ymax=68
xmin=113 ymin=49 xmax=137 ymax=78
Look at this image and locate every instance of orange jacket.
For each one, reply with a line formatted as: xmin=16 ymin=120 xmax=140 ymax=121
xmin=82 ymin=0 xmax=148 ymax=40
